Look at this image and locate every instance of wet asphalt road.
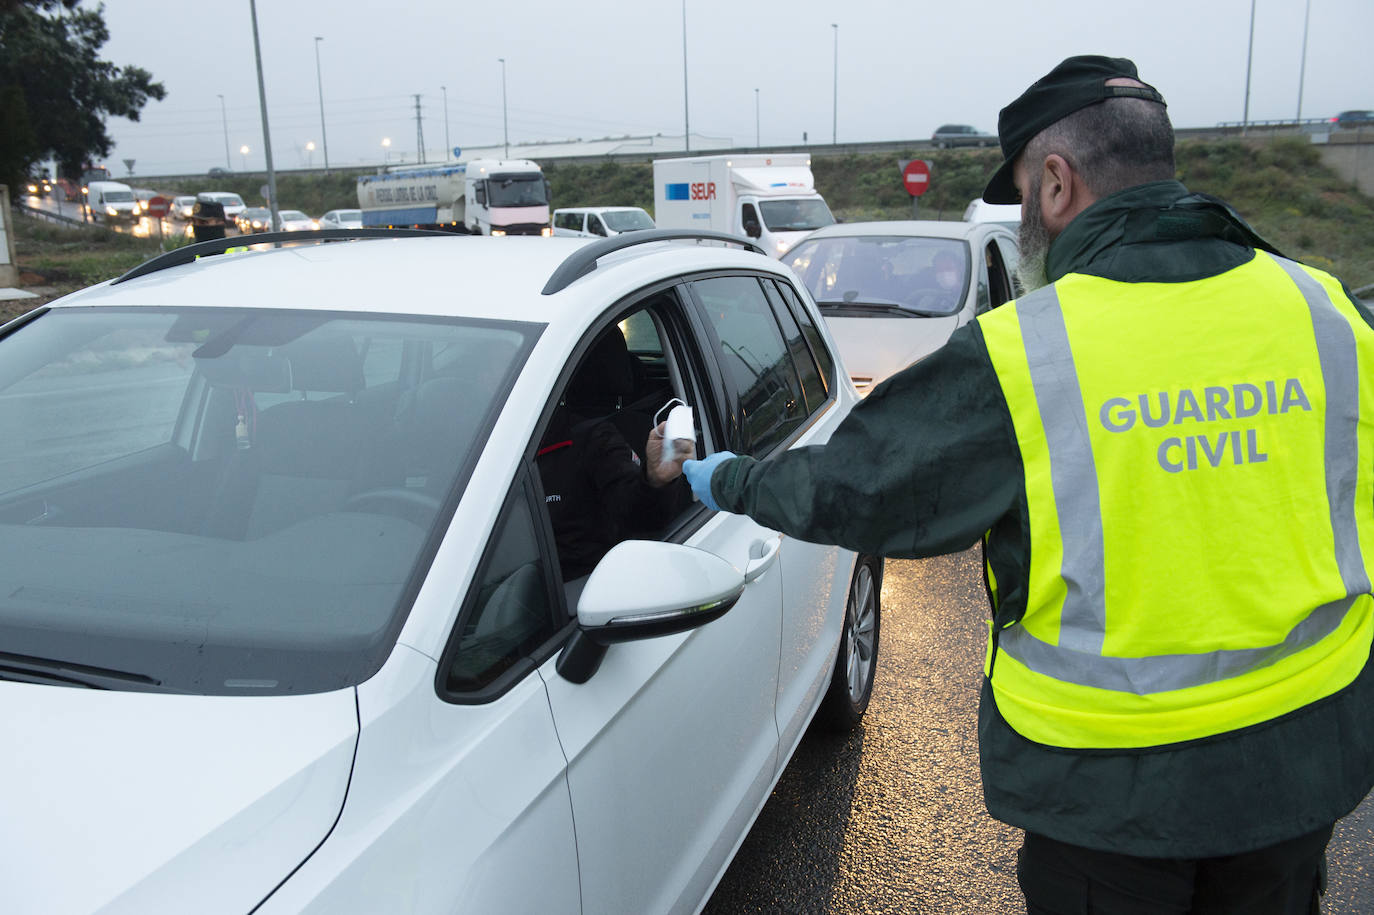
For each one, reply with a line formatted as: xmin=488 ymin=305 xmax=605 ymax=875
xmin=705 ymin=549 xmax=1374 ymax=914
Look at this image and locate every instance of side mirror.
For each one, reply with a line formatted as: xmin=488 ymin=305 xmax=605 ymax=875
xmin=557 ymin=540 xmax=744 ymax=683
xmin=742 ymin=219 xmax=762 ymax=239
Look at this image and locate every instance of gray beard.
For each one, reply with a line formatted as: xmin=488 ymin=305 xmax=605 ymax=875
xmin=1016 ymin=186 xmax=1051 ymax=294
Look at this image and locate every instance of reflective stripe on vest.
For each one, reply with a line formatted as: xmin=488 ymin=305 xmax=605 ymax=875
xmin=982 ymin=253 xmax=1374 ymax=747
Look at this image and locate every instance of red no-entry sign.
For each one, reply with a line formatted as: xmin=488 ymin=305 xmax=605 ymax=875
xmin=902 ymin=159 xmax=931 ymax=197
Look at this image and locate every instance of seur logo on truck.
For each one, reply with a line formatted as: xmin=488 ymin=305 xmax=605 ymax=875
xmin=665 ymin=182 xmax=717 ymax=201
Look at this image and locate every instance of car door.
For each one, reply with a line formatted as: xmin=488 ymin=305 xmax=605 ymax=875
xmin=538 ymin=285 xmax=785 ymax=915
xmin=689 ymin=274 xmax=853 ymax=762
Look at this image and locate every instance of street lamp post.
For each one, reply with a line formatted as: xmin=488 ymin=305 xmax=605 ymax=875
xmin=382 ymin=137 xmax=391 ymax=165
xmin=240 ymin=145 xmax=250 ymax=171
xmin=498 ymin=59 xmax=509 ymax=158
xmin=1296 ymin=0 xmax=1312 ymax=121
xmin=217 ymin=94 xmax=231 ymax=170
xmin=441 ymin=85 xmax=451 ymax=158
xmin=306 ymin=140 xmax=316 ymax=168
xmin=314 ymin=37 xmax=330 ymax=171
xmin=682 ymin=0 xmax=690 ymax=152
xmin=754 ymin=88 xmax=760 ymax=147
xmin=1242 ymin=0 xmax=1256 ymax=135
xmin=831 ymin=23 xmax=838 ymax=145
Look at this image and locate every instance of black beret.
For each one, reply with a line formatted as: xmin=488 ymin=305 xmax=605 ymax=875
xmin=982 ymin=55 xmax=1166 ymax=204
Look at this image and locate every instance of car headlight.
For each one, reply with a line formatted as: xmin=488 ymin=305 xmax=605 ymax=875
xmin=541 ymin=226 xmax=553 ymax=237
xmin=310 ymin=220 xmax=320 ymax=230
xmin=26 ymin=184 xmax=37 ymax=194
xmin=491 ymin=229 xmax=506 ymax=237
xmin=106 ymin=206 xmax=117 ymax=216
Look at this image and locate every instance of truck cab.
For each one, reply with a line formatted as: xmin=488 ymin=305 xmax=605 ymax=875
xmin=463 ymin=159 xmax=551 ymax=236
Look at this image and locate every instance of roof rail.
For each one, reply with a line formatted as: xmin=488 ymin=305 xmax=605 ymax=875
xmin=541 ymin=229 xmax=767 ymax=296
xmin=111 ymin=228 xmax=454 ymax=285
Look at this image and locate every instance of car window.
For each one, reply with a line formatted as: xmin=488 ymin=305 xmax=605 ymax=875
xmin=976 ymin=252 xmax=991 ymax=315
xmin=692 ymin=275 xmax=807 ymax=455
xmin=0 ymin=307 xmax=540 ymax=695
xmin=761 ymin=280 xmax=826 ymax=413
xmin=995 ymin=236 xmax=1021 ymax=297
xmin=588 ymin=215 xmax=607 ymax=237
xmin=983 ymin=238 xmax=1015 ymax=309
xmin=442 ymin=474 xmax=560 ymax=696
xmin=772 ymin=279 xmax=835 ymax=395
xmin=782 ymin=235 xmax=969 ymax=317
xmin=602 ymin=209 xmax=654 ymax=232
xmin=532 ymin=291 xmax=704 ymax=590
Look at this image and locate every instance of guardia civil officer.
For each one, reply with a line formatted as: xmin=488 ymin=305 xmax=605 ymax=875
xmin=683 ymin=55 xmax=1374 ymax=912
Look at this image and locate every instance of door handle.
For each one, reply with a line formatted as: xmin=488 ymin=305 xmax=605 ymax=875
xmin=744 ymin=535 xmax=782 ymax=583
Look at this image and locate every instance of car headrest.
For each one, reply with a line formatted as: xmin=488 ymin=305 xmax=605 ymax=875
xmin=277 ymin=332 xmax=364 ymax=392
xmin=565 ymin=326 xmax=634 ymax=409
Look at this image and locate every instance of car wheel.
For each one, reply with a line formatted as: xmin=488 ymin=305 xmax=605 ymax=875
xmin=818 ymin=555 xmax=881 ymax=731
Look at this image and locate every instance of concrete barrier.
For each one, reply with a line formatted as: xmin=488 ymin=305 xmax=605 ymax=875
xmin=0 ymin=186 xmax=18 ymax=287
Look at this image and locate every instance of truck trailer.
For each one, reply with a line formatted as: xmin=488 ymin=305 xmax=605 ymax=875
xmin=651 ymin=154 xmax=835 ymax=257
xmin=357 ymin=158 xmax=551 ymax=236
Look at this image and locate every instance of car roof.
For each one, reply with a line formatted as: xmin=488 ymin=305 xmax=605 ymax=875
xmin=555 ymin=206 xmax=647 ymax=214
xmin=796 ymin=220 xmax=991 ymax=241
xmin=52 ymin=236 xmax=788 ymax=328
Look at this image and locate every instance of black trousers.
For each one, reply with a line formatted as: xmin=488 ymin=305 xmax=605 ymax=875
xmin=1017 ymin=825 xmax=1333 ymax=914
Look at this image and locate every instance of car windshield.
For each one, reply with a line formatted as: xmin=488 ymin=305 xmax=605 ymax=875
xmin=757 ymin=198 xmax=835 ymax=233
xmin=782 ymin=235 xmax=971 ymax=317
xmin=103 ymin=191 xmax=134 ymax=203
xmin=0 ymin=307 xmax=538 ymax=695
xmin=279 ymin=210 xmax=308 ymax=220
xmin=332 ymin=210 xmax=361 ymax=221
xmin=211 ymin=193 xmax=245 ymax=206
xmin=602 ymin=210 xmax=655 ymax=232
xmin=487 ymin=174 xmax=548 ymax=207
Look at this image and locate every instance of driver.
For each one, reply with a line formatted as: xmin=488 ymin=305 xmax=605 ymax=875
xmin=536 ymin=327 xmax=694 ymax=591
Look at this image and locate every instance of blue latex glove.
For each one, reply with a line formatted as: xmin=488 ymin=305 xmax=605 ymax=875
xmin=682 ymin=451 xmax=736 ymax=512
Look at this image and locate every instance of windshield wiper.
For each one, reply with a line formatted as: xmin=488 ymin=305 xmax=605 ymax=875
xmin=0 ymin=650 xmax=161 ymax=690
xmin=816 ymin=299 xmax=947 ymax=318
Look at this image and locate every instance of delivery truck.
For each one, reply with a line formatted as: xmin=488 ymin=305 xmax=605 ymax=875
xmin=651 ymin=154 xmax=835 ymax=257
xmin=357 ymin=158 xmax=551 ymax=236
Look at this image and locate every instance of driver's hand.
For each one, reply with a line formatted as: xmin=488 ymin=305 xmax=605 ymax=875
xmin=646 ymin=421 xmax=696 ymax=487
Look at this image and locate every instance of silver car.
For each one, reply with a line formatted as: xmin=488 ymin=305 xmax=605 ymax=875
xmin=782 ymin=220 xmax=1019 ymax=394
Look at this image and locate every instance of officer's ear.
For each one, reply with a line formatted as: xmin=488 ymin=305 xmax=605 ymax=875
xmin=1040 ymin=153 xmax=1094 ymax=236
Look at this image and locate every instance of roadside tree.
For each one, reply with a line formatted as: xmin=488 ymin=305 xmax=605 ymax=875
xmin=0 ymin=0 xmax=165 ymax=189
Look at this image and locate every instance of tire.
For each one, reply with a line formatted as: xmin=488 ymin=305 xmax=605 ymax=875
xmin=818 ymin=555 xmax=881 ymax=731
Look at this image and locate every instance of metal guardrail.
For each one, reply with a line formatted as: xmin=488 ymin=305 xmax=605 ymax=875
xmin=11 ymin=199 xmax=102 ymax=230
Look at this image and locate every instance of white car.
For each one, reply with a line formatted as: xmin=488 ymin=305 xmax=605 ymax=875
xmin=197 ymin=190 xmax=247 ymax=221
xmin=0 ymin=228 xmax=880 ymax=913
xmin=553 ymin=206 xmax=656 ymax=238
xmin=963 ymin=198 xmax=1022 ymax=229
xmin=782 ymin=220 xmax=1020 ymax=394
xmin=318 ymin=208 xmax=363 ymax=230
xmin=170 ymin=195 xmax=198 ymax=219
xmin=277 ymin=209 xmax=317 ymax=231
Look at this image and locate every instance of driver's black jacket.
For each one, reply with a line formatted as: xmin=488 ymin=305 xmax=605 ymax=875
xmin=707 ymin=180 xmax=1374 ymax=858
xmin=537 ymin=411 xmax=684 ymax=581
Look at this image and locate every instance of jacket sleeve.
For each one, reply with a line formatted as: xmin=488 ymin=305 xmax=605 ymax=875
xmin=710 ymin=321 xmax=1023 ymax=559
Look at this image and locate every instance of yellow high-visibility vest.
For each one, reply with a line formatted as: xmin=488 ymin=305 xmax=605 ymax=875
xmin=979 ymin=252 xmax=1374 ymax=749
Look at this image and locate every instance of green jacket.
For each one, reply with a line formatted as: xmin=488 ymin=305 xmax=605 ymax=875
xmin=712 ymin=180 xmax=1374 ymax=857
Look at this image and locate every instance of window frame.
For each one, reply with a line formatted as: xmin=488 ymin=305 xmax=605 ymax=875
xmin=682 ymin=271 xmax=829 ymax=458
xmin=435 ymin=467 xmax=575 ymax=705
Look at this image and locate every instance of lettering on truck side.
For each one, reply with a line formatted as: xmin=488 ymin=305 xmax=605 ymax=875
xmin=1097 ymin=378 xmax=1312 ymax=473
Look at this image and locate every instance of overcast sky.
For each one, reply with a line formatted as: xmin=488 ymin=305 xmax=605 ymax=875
xmin=95 ymin=0 xmax=1374 ymax=177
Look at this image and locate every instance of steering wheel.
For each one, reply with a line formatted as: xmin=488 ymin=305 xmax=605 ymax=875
xmin=343 ymin=487 xmax=442 ymax=525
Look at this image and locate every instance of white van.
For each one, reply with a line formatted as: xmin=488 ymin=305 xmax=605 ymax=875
xmin=86 ymin=181 xmax=138 ymax=223
xmin=552 ymin=206 xmax=655 ymax=238
xmin=963 ymin=198 xmax=1021 ymax=229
